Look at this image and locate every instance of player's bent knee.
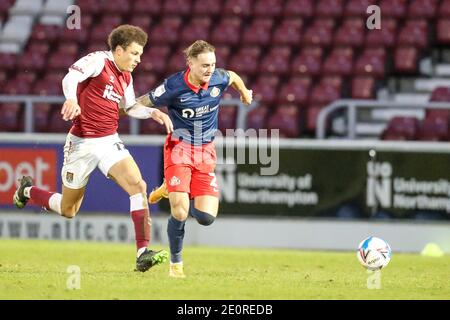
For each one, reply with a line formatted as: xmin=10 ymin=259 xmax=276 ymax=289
xmin=191 ymin=207 xmax=215 ymax=226
xmin=61 ymin=206 xmax=78 ymax=219
xmin=171 ymin=206 xmax=189 ymax=222
xmin=136 ymin=179 xmax=147 ymax=193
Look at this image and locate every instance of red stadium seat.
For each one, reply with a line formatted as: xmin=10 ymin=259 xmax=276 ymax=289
xmin=16 ymin=71 xmax=38 ymax=84
xmin=351 ymin=76 xmax=376 ymax=99
xmin=76 ymin=0 xmax=103 ymax=15
xmin=437 ymin=19 xmax=450 ymax=45
xmin=315 ymin=0 xmax=344 ymax=18
xmin=140 ymin=107 xmax=169 ymax=135
xmin=379 ymin=0 xmax=407 ymax=19
xmin=397 ymin=19 xmax=429 ymax=49
xmin=252 ymin=75 xmax=280 ymax=104
xmin=365 ymin=18 xmax=397 ymax=48
xmin=3 ymin=78 xmax=32 ymax=95
xmin=55 ymin=42 xmax=80 ymax=56
xmin=26 ymin=41 xmax=50 ymax=55
xmin=47 ymin=52 xmax=77 ymax=72
xmin=241 ymin=18 xmax=274 ymax=46
xmin=344 ymin=0 xmax=375 ymax=17
xmin=148 ymin=17 xmax=183 ymax=45
xmin=139 ymin=45 xmax=171 ymax=75
xmin=303 ymin=19 xmax=335 ymax=48
xmin=223 ymin=0 xmax=252 ymax=17
xmin=291 ymin=46 xmax=323 ymax=77
xmin=271 ymin=18 xmax=303 ymax=46
xmin=381 ymin=117 xmax=420 ymax=140
xmin=394 ymin=47 xmax=419 ymax=74
xmin=430 ymin=87 xmax=450 ymax=102
xmin=218 ymin=106 xmax=238 ymax=134
xmin=103 ymin=0 xmax=131 ymax=14
xmin=333 ymin=18 xmax=365 ymax=48
xmin=277 ymin=76 xmax=312 ymax=105
xmin=418 ymin=117 xmax=450 ymax=141
xmin=163 ymin=0 xmax=192 ymax=16
xmin=267 ymin=105 xmax=300 ymax=138
xmin=48 ymin=110 xmax=72 ymax=133
xmin=215 ymin=45 xmax=231 ymax=69
xmin=0 ymin=103 xmax=22 ymax=132
xmin=354 ymin=48 xmax=386 ymax=78
xmin=33 ymin=103 xmax=52 ymax=132
xmin=283 ymin=0 xmax=314 ymax=18
xmin=259 ymin=46 xmax=292 ymax=75
xmin=305 ymin=104 xmax=327 ymax=132
xmin=179 ymin=17 xmax=212 ymax=45
xmin=211 ymin=17 xmax=242 ymax=45
xmin=30 ymin=24 xmax=62 ymax=44
xmin=439 ymin=0 xmax=450 ymax=17
xmin=246 ymin=106 xmax=269 ymax=131
xmin=192 ymin=0 xmax=223 ymax=16
xmin=253 ymin=0 xmax=283 ymax=18
xmin=17 ymin=51 xmax=47 ymax=72
xmin=133 ymin=74 xmax=158 ymax=96
xmin=32 ymin=79 xmax=62 ymax=96
xmin=0 ymin=53 xmax=17 ymax=71
xmin=129 ymin=15 xmax=153 ymax=31
xmin=322 ymin=47 xmax=354 ymax=77
xmin=166 ymin=51 xmax=187 ymax=75
xmin=309 ymin=79 xmax=342 ymax=106
xmin=228 ymin=46 xmax=261 ymax=76
xmin=132 ymin=0 xmax=162 ymax=15
xmin=408 ymin=0 xmax=438 ymax=19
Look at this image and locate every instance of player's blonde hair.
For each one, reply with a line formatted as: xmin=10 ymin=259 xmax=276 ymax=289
xmin=184 ymin=40 xmax=215 ymax=61
xmin=108 ymin=24 xmax=148 ymax=51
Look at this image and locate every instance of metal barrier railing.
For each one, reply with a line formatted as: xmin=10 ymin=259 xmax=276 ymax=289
xmin=316 ymin=99 xmax=450 ymax=139
xmin=0 ymin=95 xmax=258 ymax=134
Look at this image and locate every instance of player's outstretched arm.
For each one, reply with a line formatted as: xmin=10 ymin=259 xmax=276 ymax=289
xmin=228 ymin=70 xmax=253 ymax=106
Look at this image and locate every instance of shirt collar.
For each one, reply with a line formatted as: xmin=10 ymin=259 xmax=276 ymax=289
xmin=183 ymin=68 xmax=209 ymax=93
xmin=107 ymin=50 xmax=123 ymax=73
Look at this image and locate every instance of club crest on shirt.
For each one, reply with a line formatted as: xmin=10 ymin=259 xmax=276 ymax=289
xmin=210 ymin=86 xmax=220 ymax=97
xmin=152 ymin=84 xmax=166 ymax=98
xmin=66 ymin=172 xmax=74 ymax=183
xmin=169 ymin=176 xmax=181 ymax=186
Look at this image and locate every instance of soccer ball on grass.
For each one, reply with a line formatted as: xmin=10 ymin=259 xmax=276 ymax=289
xmin=357 ymin=236 xmax=392 ymax=270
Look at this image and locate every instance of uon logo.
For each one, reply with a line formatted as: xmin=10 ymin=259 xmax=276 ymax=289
xmin=366 ymin=161 xmax=392 ymax=208
xmin=0 ymin=149 xmax=57 ymax=205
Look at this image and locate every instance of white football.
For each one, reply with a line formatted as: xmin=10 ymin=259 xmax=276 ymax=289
xmin=357 ymin=236 xmax=392 ymax=270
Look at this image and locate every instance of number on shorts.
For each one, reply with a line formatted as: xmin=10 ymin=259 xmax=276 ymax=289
xmin=209 ymin=173 xmax=219 ymax=192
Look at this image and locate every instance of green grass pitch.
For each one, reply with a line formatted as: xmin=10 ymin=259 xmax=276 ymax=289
xmin=0 ymin=239 xmax=448 ymax=300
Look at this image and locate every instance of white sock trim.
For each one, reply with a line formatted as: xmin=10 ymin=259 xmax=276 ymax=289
xmin=130 ymin=193 xmax=148 ymax=212
xmin=48 ymin=193 xmax=62 ymax=215
xmin=137 ymin=247 xmax=147 ymax=258
xmin=23 ymin=187 xmax=32 ymax=199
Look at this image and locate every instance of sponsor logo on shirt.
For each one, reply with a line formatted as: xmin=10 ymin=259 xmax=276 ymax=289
xmin=102 ymin=84 xmax=122 ymax=103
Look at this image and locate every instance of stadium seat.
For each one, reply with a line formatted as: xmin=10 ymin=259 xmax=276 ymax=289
xmin=26 ymin=41 xmax=50 ymax=55
xmin=32 ymin=78 xmax=62 ymax=96
xmin=315 ymin=0 xmax=344 ymax=18
xmin=166 ymin=51 xmax=187 ymax=75
xmin=259 ymin=46 xmax=292 ymax=75
xmin=48 ymin=110 xmax=72 ymax=133
xmin=303 ymin=19 xmax=335 ymax=48
xmin=333 ymin=18 xmax=365 ymax=48
xmin=0 ymin=53 xmax=17 ymax=71
xmin=139 ymin=45 xmax=171 ymax=75
xmin=129 ymin=15 xmax=152 ymax=31
xmin=365 ymin=18 xmax=397 ymax=48
xmin=430 ymin=87 xmax=450 ymax=102
xmin=394 ymin=46 xmax=419 ymax=74
xmin=309 ymin=79 xmax=342 ymax=106
xmin=148 ymin=17 xmax=183 ymax=45
xmin=140 ymin=107 xmax=169 ymax=135
xmin=418 ymin=116 xmax=450 ymax=141
xmin=351 ymin=76 xmax=376 ymax=99
xmin=33 ymin=103 xmax=52 ymax=132
xmin=228 ymin=46 xmax=261 ymax=76
xmin=133 ymin=74 xmax=157 ymax=96
xmin=179 ymin=17 xmax=212 ymax=45
xmin=397 ymin=19 xmax=429 ymax=49
xmin=407 ymin=0 xmax=438 ymax=19
xmin=0 ymin=103 xmax=22 ymax=132
xmin=267 ymin=105 xmax=300 ymax=138
xmin=103 ymin=0 xmax=131 ymax=14
xmin=29 ymin=24 xmax=62 ymax=44
xmin=271 ymin=18 xmax=303 ymax=46
xmin=223 ymin=0 xmax=252 ymax=17
xmin=215 ymin=45 xmax=231 ymax=69
xmin=132 ymin=0 xmax=162 ymax=15
xmin=253 ymin=0 xmax=283 ymax=18
xmin=218 ymin=106 xmax=238 ymax=134
xmin=322 ymin=47 xmax=354 ymax=77
xmin=192 ymin=0 xmax=222 ymax=16
xmin=354 ymin=48 xmax=386 ymax=78
xmin=211 ymin=17 xmax=242 ymax=45
xmin=252 ymin=75 xmax=280 ymax=104
xmin=55 ymin=42 xmax=80 ymax=56
xmin=437 ymin=19 xmax=450 ymax=45
xmin=241 ymin=18 xmax=274 ymax=46
xmin=47 ymin=52 xmax=77 ymax=71
xmin=305 ymin=104 xmax=327 ymax=132
xmin=2 ymin=77 xmax=32 ymax=94
xmin=381 ymin=116 xmax=420 ymax=140
xmin=246 ymin=105 xmax=269 ymax=131
xmin=277 ymin=76 xmax=312 ymax=106
xmin=291 ymin=46 xmax=323 ymax=77
xmin=163 ymin=0 xmax=192 ymax=16
xmin=344 ymin=0 xmax=375 ymax=17
xmin=17 ymin=51 xmax=47 ymax=71
xmin=75 ymin=0 xmax=103 ymax=15
xmin=379 ymin=0 xmax=407 ymax=19
xmin=438 ymin=0 xmax=450 ymax=17
xmin=283 ymin=0 xmax=314 ymax=18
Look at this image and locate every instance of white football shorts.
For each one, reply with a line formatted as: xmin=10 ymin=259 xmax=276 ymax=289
xmin=61 ymin=133 xmax=132 ymax=189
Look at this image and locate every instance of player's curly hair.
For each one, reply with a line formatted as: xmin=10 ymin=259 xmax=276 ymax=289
xmin=108 ymin=25 xmax=148 ymax=51
xmin=184 ymin=40 xmax=215 ymax=61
